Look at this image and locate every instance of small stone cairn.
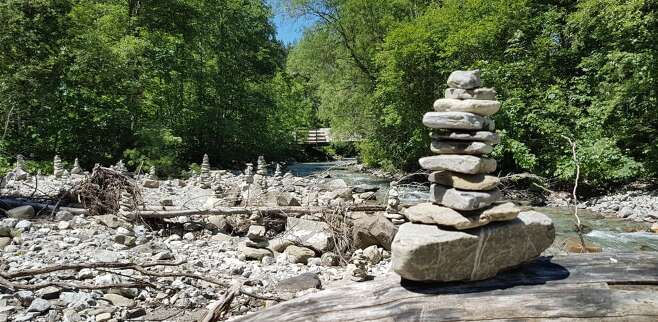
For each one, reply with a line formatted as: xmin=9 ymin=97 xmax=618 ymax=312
xmin=271 ymin=163 xmax=283 ymax=187
xmin=385 ymin=182 xmax=406 ymax=225
xmin=70 ymin=158 xmax=83 ymax=175
xmin=344 ymin=249 xmax=369 ymax=282
xmin=143 ymin=166 xmax=159 ymax=188
xmin=52 ymin=155 xmax=64 ymax=178
xmin=244 ymin=163 xmax=254 ymax=184
xmin=11 ymin=154 xmax=28 ymax=181
xmin=392 ymin=70 xmax=555 ymax=282
xmin=115 ymin=160 xmax=128 ymax=175
xmin=256 ymin=156 xmax=267 ymax=176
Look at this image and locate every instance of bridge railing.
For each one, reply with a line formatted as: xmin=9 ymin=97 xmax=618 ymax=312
xmin=295 ymin=128 xmax=332 ymax=145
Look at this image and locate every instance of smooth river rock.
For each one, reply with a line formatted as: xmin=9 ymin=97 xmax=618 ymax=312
xmin=433 ymin=99 xmax=500 ymax=116
xmin=428 ymin=171 xmax=499 ymax=190
xmin=430 ymin=130 xmax=500 ymax=144
xmin=392 ymin=211 xmax=555 ymax=282
xmin=430 ymin=140 xmax=493 ymax=155
xmin=447 ymin=70 xmax=481 ymax=89
xmin=430 ymin=184 xmax=501 ymax=211
xmin=419 ymin=155 xmax=497 ymax=174
xmin=423 ymin=112 xmax=495 ymax=131
xmin=404 ymin=202 xmax=520 ymax=230
xmin=444 ymin=87 xmax=496 ymax=100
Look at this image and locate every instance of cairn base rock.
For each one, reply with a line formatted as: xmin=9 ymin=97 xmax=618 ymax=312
xmin=391 ymin=211 xmax=555 ymax=282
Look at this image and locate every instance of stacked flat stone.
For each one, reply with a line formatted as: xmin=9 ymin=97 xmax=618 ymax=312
xmin=392 ymin=70 xmax=555 ymax=282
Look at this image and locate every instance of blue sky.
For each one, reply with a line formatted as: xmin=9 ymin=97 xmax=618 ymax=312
xmin=269 ymin=1 xmax=316 ymax=45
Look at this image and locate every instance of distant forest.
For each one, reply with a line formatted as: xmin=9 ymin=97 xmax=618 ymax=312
xmin=1 ymin=0 xmax=656 ymax=187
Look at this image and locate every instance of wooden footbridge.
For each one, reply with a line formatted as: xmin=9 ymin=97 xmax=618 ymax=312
xmin=236 ymin=252 xmax=658 ymax=321
xmin=296 ymin=128 xmax=361 ymax=145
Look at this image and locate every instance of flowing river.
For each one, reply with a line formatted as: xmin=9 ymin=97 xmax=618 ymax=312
xmin=288 ymin=160 xmax=658 ymax=253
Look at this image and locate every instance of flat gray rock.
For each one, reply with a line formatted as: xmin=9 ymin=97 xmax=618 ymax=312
xmin=428 ymin=171 xmax=499 ymax=190
xmin=404 ymin=202 xmax=520 ymax=230
xmin=419 ymin=155 xmax=497 ymax=174
xmin=447 ymin=70 xmax=481 ymax=89
xmin=352 ymin=215 xmax=398 ymax=251
xmin=430 ymin=184 xmax=500 ymax=211
xmin=444 ymin=87 xmax=496 ymax=100
xmin=392 ymin=211 xmax=555 ymax=282
xmin=423 ymin=112 xmax=494 ymax=131
xmin=277 ymin=273 xmax=322 ymax=292
xmin=430 ymin=140 xmax=493 ymax=155
xmin=287 ymin=217 xmax=333 ymax=252
xmin=430 ymin=130 xmax=500 ymax=144
xmin=433 ymin=99 xmax=500 ymax=116
xmin=7 ymin=205 xmax=35 ymax=219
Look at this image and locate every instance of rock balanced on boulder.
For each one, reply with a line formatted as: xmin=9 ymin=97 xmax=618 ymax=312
xmin=392 ymin=70 xmax=555 ymax=282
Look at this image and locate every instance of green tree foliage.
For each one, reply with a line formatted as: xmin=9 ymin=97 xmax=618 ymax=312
xmin=285 ymin=0 xmax=658 ymax=186
xmin=0 ymin=0 xmax=312 ymax=173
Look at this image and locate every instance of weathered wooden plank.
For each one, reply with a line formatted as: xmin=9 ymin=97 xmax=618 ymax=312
xmin=236 ymin=252 xmax=658 ymax=322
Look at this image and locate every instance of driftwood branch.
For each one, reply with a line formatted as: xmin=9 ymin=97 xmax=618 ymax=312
xmin=561 ymin=135 xmax=585 ymax=249
xmin=0 ymin=259 xmax=282 ymax=303
xmin=200 ymin=282 xmax=243 ymax=322
xmin=0 ymin=275 xmax=149 ymax=292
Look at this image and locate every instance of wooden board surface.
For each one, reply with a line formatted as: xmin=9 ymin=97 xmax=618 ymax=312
xmin=236 ymin=252 xmax=658 ymax=322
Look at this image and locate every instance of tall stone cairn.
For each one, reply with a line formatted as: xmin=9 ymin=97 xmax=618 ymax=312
xmin=392 ymin=70 xmax=555 ymax=282
xmin=199 ymin=154 xmax=211 ymax=188
xmin=53 ymin=155 xmax=64 ymax=178
xmin=200 ymin=154 xmax=211 ymax=176
xmin=71 ymin=158 xmax=83 ymax=175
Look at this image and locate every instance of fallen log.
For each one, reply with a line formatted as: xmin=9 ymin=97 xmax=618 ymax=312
xmin=0 ymin=198 xmax=88 ymax=215
xmin=127 ymin=205 xmax=387 ymax=219
xmin=1 ymin=197 xmax=386 ymax=219
xmin=235 ymin=252 xmax=658 ymax=322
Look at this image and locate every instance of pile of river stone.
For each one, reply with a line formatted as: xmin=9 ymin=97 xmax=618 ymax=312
xmin=392 ymin=70 xmax=555 ymax=282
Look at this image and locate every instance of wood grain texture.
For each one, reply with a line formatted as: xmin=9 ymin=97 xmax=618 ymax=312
xmin=236 ymin=252 xmax=658 ymax=322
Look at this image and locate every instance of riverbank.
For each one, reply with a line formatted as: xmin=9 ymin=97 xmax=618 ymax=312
xmin=1 ymin=162 xmax=658 ymax=321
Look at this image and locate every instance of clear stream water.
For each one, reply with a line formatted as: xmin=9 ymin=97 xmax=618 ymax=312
xmin=288 ymin=160 xmax=658 ymax=253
